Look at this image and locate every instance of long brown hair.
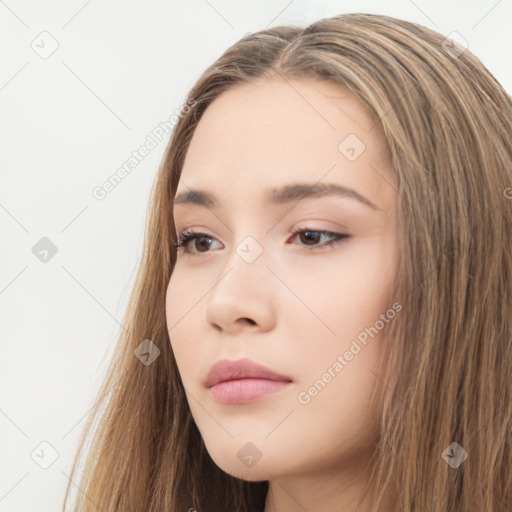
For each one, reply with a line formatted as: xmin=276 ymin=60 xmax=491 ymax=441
xmin=63 ymin=13 xmax=512 ymax=512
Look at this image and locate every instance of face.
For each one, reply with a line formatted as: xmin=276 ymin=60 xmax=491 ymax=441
xmin=166 ymin=76 xmax=399 ymax=482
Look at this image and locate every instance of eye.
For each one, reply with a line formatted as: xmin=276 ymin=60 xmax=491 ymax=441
xmin=289 ymin=227 xmax=350 ymax=250
xmin=173 ymin=227 xmax=350 ymax=256
xmin=173 ymin=229 xmax=222 ymax=255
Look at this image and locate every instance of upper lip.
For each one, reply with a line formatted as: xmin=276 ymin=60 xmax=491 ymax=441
xmin=204 ymin=358 xmax=293 ymax=388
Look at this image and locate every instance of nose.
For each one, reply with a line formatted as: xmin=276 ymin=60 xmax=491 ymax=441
xmin=205 ymin=248 xmax=277 ymax=334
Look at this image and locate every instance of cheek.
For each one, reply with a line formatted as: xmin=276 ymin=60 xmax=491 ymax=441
xmin=166 ymin=265 xmax=208 ymax=327
xmin=284 ymin=244 xmax=397 ymax=347
xmin=165 ymin=272 xmax=202 ymax=381
xmin=280 ymin=245 xmax=396 ymax=420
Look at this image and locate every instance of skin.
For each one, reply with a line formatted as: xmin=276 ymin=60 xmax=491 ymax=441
xmin=166 ymin=75 xmax=399 ymax=512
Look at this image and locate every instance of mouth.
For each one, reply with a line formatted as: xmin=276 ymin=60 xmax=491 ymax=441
xmin=208 ymin=377 xmax=293 ymax=404
xmin=204 ymin=358 xmax=293 ymax=404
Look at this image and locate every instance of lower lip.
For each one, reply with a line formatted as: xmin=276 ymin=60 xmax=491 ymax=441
xmin=209 ymin=378 xmax=292 ymax=404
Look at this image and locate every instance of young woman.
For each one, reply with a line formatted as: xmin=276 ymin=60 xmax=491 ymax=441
xmin=63 ymin=13 xmax=512 ymax=512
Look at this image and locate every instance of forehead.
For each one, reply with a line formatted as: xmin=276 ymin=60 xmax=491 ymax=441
xmin=175 ymin=76 xmax=394 ymax=209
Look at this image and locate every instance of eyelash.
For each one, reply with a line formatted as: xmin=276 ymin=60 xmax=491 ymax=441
xmin=173 ymin=227 xmax=350 ymax=255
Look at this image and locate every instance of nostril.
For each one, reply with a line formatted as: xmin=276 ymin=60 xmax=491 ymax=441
xmin=242 ymin=318 xmax=256 ymax=325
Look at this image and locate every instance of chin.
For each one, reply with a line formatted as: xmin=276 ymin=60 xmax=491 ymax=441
xmin=205 ymin=444 xmax=276 ymax=482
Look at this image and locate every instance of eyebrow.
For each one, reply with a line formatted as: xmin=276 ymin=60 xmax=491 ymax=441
xmin=173 ymin=182 xmax=379 ymax=210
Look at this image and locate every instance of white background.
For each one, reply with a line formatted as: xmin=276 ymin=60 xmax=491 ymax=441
xmin=1 ymin=1 xmax=511 ymax=510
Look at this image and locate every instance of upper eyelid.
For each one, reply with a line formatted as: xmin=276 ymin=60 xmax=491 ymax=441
xmin=175 ymin=219 xmax=349 ymax=236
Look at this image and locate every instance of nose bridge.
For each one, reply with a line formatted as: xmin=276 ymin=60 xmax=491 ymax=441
xmin=213 ymin=232 xmax=269 ymax=298
xmin=205 ymin=232 xmax=276 ymax=331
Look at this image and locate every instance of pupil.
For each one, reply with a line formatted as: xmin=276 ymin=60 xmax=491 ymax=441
xmin=301 ymin=231 xmax=319 ymax=244
xmin=196 ymin=236 xmax=211 ymax=252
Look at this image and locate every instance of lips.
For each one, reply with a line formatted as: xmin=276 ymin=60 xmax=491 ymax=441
xmin=204 ymin=358 xmax=294 ymax=405
xmin=204 ymin=358 xmax=293 ymax=388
